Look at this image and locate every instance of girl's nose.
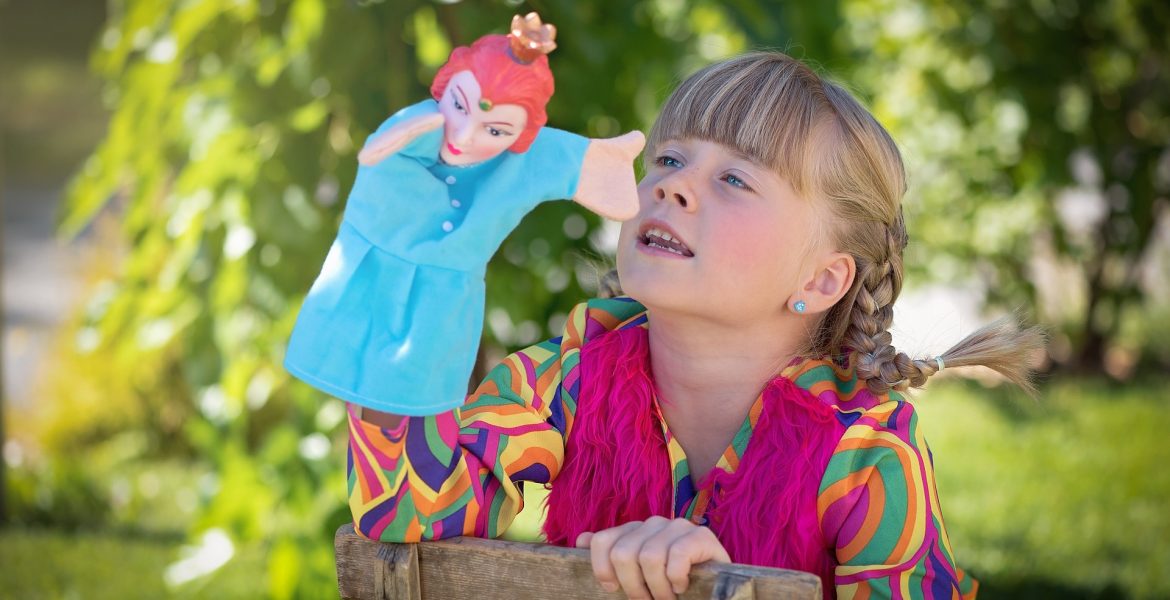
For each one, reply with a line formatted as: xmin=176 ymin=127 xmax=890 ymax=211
xmin=654 ymin=175 xmax=697 ymax=212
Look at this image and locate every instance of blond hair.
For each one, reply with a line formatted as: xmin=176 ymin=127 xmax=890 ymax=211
xmin=635 ymin=51 xmax=1045 ymax=396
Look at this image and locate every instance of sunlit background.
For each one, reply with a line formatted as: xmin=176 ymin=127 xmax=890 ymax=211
xmin=2 ymin=0 xmax=1168 ymax=598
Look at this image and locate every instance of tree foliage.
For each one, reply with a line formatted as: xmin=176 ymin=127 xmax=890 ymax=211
xmin=834 ymin=0 xmax=1170 ymax=372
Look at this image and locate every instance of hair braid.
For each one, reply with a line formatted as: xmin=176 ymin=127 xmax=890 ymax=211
xmin=843 ymin=215 xmax=1045 ymax=396
xmin=844 ymin=217 xmax=916 ymax=395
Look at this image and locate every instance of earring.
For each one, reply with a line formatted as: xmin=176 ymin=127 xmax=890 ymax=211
xmin=793 ymin=300 xmax=807 ymax=313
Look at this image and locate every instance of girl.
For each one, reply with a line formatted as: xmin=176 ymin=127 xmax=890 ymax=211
xmin=344 ymin=52 xmax=1043 ymax=599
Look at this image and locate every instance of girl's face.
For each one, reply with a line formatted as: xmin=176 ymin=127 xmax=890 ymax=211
xmin=616 ymin=138 xmax=826 ymax=322
xmin=438 ymin=70 xmax=528 ymax=165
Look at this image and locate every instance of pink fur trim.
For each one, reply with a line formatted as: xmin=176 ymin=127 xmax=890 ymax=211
xmin=543 ymin=326 xmax=672 ymax=546
xmin=704 ymin=376 xmax=844 ymax=596
xmin=543 ymin=325 xmax=843 ymax=596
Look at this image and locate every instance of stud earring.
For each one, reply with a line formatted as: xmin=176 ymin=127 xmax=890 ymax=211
xmin=793 ymin=300 xmax=807 ymax=313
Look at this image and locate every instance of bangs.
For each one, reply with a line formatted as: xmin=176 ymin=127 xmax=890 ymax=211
xmin=647 ymin=53 xmax=831 ymax=196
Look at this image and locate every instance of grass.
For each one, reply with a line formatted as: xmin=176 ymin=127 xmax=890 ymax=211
xmin=916 ymin=376 xmax=1170 ymax=599
xmin=0 ymin=528 xmax=266 ymax=600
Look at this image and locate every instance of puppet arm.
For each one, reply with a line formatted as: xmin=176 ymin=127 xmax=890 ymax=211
xmin=574 ymin=131 xmax=645 ymax=221
xmin=357 ymin=111 xmax=446 ymax=166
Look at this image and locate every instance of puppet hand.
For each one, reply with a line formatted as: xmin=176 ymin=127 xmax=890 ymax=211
xmin=575 ymin=516 xmax=731 ymax=600
xmin=575 ymin=130 xmax=645 ymax=221
xmin=357 ymin=112 xmax=445 ymax=166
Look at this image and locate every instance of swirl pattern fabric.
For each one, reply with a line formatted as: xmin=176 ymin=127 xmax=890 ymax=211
xmin=346 ymin=297 xmax=977 ymax=598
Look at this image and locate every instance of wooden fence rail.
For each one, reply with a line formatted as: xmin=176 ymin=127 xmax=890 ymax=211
xmin=335 ymin=524 xmax=821 ymax=600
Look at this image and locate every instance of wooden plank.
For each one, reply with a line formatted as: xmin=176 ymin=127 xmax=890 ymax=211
xmin=711 ymin=573 xmax=754 ymax=600
xmin=335 ymin=525 xmax=821 ymax=599
xmin=336 ymin=524 xmax=420 ymax=600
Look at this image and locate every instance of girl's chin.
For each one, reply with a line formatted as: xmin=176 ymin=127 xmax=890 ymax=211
xmin=614 ymin=271 xmax=689 ymax=307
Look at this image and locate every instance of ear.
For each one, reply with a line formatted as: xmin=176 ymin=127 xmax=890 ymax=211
xmin=790 ymin=252 xmax=855 ymax=315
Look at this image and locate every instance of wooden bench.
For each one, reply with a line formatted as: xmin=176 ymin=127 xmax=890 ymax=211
xmin=335 ymin=524 xmax=822 ymax=599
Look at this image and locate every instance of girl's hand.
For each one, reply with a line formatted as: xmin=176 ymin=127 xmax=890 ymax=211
xmin=575 ymin=130 xmax=645 ymax=221
xmin=357 ymin=111 xmax=445 ymax=166
xmin=575 ymin=516 xmax=732 ymax=600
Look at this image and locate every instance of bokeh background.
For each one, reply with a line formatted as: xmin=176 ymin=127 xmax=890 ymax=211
xmin=2 ymin=0 xmax=1168 ymax=598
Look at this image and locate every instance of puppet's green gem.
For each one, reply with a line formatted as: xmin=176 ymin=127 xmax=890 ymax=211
xmin=479 ymin=98 xmax=493 ymax=111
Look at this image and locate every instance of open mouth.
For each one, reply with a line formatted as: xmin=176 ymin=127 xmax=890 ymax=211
xmin=446 ymin=142 xmax=463 ymax=156
xmin=638 ymin=222 xmax=694 ymax=257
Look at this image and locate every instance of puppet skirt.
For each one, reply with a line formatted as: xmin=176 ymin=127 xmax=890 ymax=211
xmin=284 ymin=221 xmax=484 ymax=415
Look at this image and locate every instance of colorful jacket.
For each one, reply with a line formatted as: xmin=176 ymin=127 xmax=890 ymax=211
xmin=346 ymin=297 xmax=977 ymax=599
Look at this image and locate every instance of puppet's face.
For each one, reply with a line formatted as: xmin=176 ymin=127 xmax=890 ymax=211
xmin=438 ymin=70 xmax=528 ymax=165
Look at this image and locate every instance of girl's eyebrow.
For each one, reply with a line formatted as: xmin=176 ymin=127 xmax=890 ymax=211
xmin=454 ymin=85 xmax=470 ymax=108
xmin=728 ymin=151 xmax=773 ymax=177
xmin=484 ymin=121 xmax=514 ymax=128
xmin=729 ymin=149 xmax=758 ymax=164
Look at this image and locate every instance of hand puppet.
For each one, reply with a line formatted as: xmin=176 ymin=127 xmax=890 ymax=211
xmin=285 ymin=13 xmax=643 ymax=414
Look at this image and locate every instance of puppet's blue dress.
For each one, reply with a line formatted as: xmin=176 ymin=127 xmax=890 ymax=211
xmin=285 ymin=100 xmax=589 ymax=415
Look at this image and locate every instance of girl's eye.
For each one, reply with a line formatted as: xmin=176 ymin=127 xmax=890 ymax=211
xmin=655 ymin=155 xmax=683 ymax=168
xmin=487 ymin=127 xmax=502 ymax=137
xmin=453 ymin=97 xmax=466 ymax=113
xmin=723 ymin=173 xmax=753 ymax=191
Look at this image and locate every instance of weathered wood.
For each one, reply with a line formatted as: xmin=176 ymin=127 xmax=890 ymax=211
xmin=711 ymin=573 xmax=754 ymax=600
xmin=337 ymin=524 xmax=420 ymax=600
xmin=335 ymin=524 xmax=821 ymax=599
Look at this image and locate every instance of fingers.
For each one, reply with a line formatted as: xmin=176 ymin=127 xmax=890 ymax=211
xmin=664 ymin=526 xmax=732 ymax=596
xmin=588 ymin=521 xmax=643 ymax=593
xmin=609 ymin=517 xmax=672 ymax=598
xmin=638 ymin=518 xmax=698 ymax=599
xmin=587 ymin=517 xmax=720 ymax=600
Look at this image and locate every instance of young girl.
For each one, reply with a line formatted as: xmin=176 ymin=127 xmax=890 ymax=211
xmin=344 ymin=52 xmax=1042 ymax=599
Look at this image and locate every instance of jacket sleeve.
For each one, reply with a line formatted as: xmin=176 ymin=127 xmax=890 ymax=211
xmin=346 ymin=301 xmax=594 ymax=542
xmin=817 ymin=401 xmax=978 ymax=599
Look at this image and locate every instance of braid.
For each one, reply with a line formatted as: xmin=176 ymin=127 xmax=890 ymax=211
xmin=841 ymin=216 xmax=1044 ymax=397
xmin=842 ymin=216 xmax=946 ymax=396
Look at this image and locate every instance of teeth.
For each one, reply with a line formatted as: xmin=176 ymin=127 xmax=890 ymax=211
xmin=641 ymin=226 xmax=693 ymax=256
xmin=647 ymin=228 xmax=679 ymax=244
xmin=647 ymin=241 xmax=684 ymax=255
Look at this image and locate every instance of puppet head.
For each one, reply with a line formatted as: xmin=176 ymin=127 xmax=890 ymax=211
xmin=430 ymin=13 xmax=557 ymax=162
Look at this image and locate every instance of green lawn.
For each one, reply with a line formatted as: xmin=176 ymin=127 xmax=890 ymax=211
xmin=917 ymin=377 xmax=1169 ymax=599
xmin=0 ymin=528 xmax=267 ymax=600
xmin=3 ymin=376 xmax=1167 ymax=599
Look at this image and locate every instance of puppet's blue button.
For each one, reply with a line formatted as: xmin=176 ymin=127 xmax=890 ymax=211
xmin=445 ymin=175 xmax=456 ymax=185
xmin=451 ymin=199 xmax=461 ymax=208
xmin=442 ymin=220 xmax=454 ymax=232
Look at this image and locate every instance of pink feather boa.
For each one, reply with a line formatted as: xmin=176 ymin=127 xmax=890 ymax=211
xmin=543 ymin=324 xmax=843 ymax=595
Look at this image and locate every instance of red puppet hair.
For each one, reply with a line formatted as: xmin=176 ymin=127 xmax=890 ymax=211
xmin=431 ymin=34 xmax=554 ymax=153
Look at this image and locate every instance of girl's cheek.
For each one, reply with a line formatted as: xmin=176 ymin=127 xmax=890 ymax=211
xmin=716 ymin=218 xmax=774 ymax=264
